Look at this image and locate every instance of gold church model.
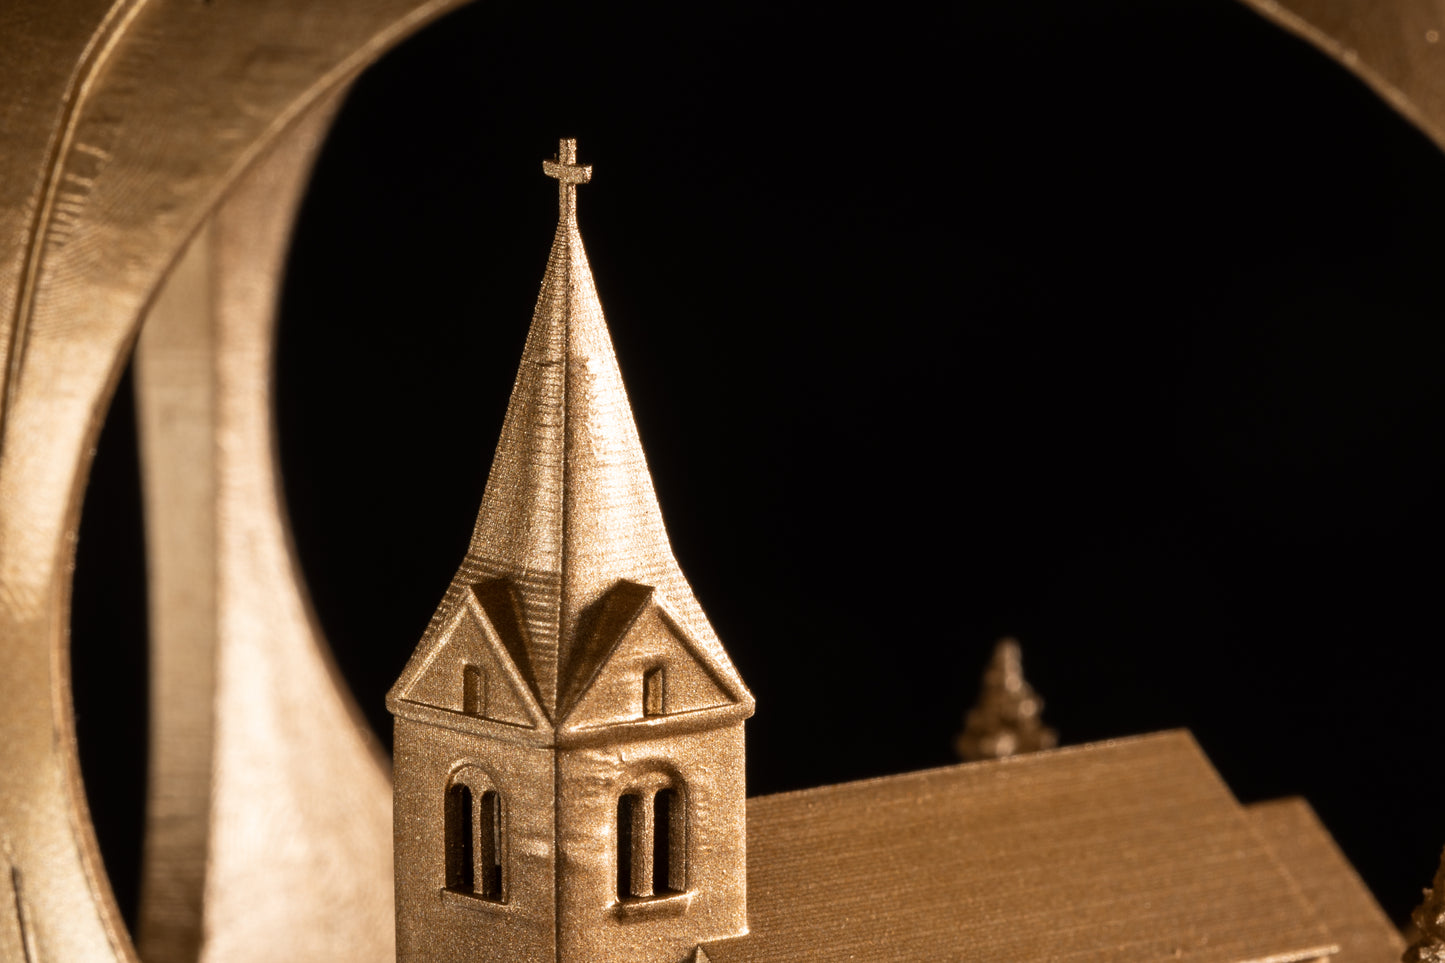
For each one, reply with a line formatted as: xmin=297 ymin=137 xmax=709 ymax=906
xmin=385 ymin=140 xmax=1405 ymax=963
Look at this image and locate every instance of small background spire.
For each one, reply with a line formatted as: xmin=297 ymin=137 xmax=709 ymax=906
xmin=955 ymin=638 xmax=1058 ymax=762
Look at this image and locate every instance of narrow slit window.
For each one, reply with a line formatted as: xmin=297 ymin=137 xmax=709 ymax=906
xmin=653 ymin=788 xmax=684 ymax=893
xmin=478 ymin=790 xmax=503 ymax=901
xmin=445 ymin=783 xmax=474 ymax=893
xmin=462 ymin=663 xmax=485 ymax=717
xmin=617 ymin=793 xmax=637 ymax=898
xmin=643 ymin=666 xmax=664 ymax=717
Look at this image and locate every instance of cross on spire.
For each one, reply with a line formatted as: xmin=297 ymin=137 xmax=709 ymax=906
xmin=542 ymin=137 xmax=592 ymax=224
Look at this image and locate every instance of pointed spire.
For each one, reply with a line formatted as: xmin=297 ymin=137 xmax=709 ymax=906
xmin=423 ymin=140 xmax=743 ymax=721
xmin=1406 ymin=845 xmax=1445 ymax=962
xmin=955 ymin=638 xmax=1058 ymax=762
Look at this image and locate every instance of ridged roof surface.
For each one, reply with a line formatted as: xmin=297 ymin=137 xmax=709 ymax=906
xmin=703 ymin=732 xmax=1341 ymax=962
xmin=415 ymin=141 xmax=747 ymax=722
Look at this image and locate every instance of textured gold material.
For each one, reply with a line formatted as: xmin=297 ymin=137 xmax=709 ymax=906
xmin=388 ymin=140 xmax=752 ymax=963
xmin=709 ymin=732 xmax=1337 ymax=962
xmin=380 ymin=145 xmax=1406 ymax=963
xmin=955 ymin=637 xmax=1058 ymax=762
xmin=1247 ymin=799 xmax=1407 ymax=963
xmin=0 ymin=3 xmax=472 ymax=962
xmin=1404 ymin=846 xmax=1445 ymax=962
xmin=133 ymin=100 xmax=395 ymax=963
xmin=0 ymin=4 xmax=1433 ymax=963
xmin=1239 ymin=0 xmax=1445 ymax=155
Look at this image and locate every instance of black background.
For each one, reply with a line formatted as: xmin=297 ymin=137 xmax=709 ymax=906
xmin=74 ymin=0 xmax=1445 ymax=935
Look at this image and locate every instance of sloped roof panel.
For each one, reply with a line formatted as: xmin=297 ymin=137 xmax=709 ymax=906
xmin=1247 ymin=798 xmax=1404 ymax=962
xmin=704 ymin=731 xmax=1335 ymax=962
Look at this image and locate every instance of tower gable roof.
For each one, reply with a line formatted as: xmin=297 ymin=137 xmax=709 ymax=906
xmin=387 ymin=581 xmax=551 ymax=740
xmin=557 ymin=581 xmax=752 ymax=734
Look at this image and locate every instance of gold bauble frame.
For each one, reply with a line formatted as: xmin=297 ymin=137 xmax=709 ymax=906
xmin=0 ymin=2 xmax=1439 ymax=961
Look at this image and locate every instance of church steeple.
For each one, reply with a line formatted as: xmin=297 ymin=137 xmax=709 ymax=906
xmin=414 ymin=137 xmax=747 ymax=721
xmin=389 ymin=140 xmax=751 ymax=963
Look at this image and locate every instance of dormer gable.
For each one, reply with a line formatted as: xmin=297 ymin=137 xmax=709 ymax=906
xmin=387 ymin=579 xmax=550 ymax=738
xmin=557 ymin=581 xmax=751 ymax=738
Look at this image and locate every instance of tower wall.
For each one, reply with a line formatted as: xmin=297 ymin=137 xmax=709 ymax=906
xmin=393 ymin=718 xmax=557 ymax=963
xmin=555 ymin=722 xmax=748 ymax=963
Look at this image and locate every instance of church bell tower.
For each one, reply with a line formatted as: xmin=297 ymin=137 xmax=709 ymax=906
xmin=386 ymin=140 xmax=753 ymax=963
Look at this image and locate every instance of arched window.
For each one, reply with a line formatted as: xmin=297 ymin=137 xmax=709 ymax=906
xmin=617 ymin=777 xmax=685 ymax=900
xmin=445 ymin=769 xmax=504 ymax=902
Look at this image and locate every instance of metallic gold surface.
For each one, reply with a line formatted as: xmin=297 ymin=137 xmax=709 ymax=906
xmin=134 ymin=96 xmax=394 ymax=963
xmin=1239 ymin=0 xmax=1445 ymax=155
xmin=1247 ymin=799 xmax=1407 ymax=963
xmin=0 ymin=3 xmax=472 ymax=961
xmin=383 ymin=146 xmax=1402 ymax=962
xmin=132 ymin=182 xmax=221 ymax=963
xmin=0 ymin=3 xmax=1435 ymax=962
xmin=388 ymin=141 xmax=752 ymax=963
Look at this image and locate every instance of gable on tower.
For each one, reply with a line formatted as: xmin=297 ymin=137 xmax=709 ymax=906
xmin=387 ymin=575 xmax=751 ymax=740
xmin=558 ymin=581 xmax=750 ymax=736
xmin=387 ymin=579 xmax=550 ymax=737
